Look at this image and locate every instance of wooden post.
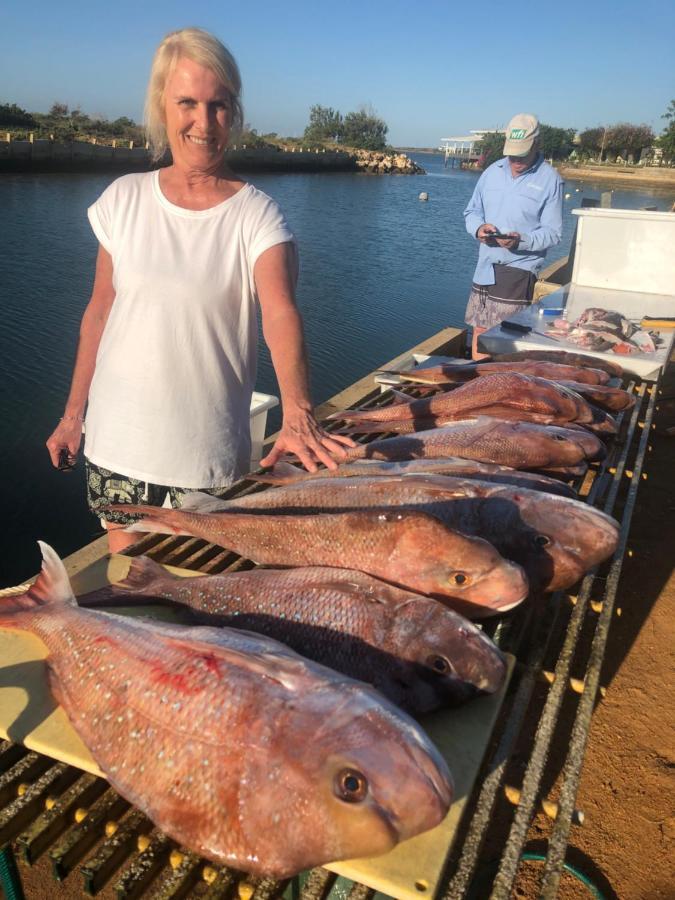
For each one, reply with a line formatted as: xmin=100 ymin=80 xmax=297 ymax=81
xmin=112 ymin=139 xmax=116 ymax=148
xmin=129 ymin=140 xmax=134 ymax=149
xmin=29 ymin=133 xmax=34 ymax=143
xmin=5 ymin=132 xmax=10 ymax=143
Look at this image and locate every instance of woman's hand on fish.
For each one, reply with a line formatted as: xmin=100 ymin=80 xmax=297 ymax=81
xmin=260 ymin=408 xmax=356 ymax=472
xmin=46 ymin=417 xmax=83 ymax=469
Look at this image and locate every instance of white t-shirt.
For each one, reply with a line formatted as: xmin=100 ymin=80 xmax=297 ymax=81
xmin=84 ymin=170 xmax=294 ymax=488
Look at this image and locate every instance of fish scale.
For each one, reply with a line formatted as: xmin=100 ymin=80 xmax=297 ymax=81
xmin=109 ymin=506 xmax=530 ymax=618
xmin=79 ymin=560 xmax=506 ymax=713
xmin=491 ymin=349 xmax=623 ymax=378
xmin=339 ymin=418 xmax=604 ymax=468
xmin=178 ymin=474 xmax=619 ymax=593
xmin=250 ymin=458 xmax=578 ymax=497
xmin=1 ymin=544 xmax=454 ymax=878
xmin=389 ymin=359 xmax=610 ymax=386
xmin=330 ymin=373 xmax=594 ymax=425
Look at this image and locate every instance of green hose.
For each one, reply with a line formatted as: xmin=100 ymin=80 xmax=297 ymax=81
xmin=0 ymin=846 xmax=25 ymax=900
xmin=521 ymin=852 xmax=606 ymax=900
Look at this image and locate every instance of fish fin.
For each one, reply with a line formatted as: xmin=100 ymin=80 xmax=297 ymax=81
xmin=179 ymin=491 xmax=230 ymax=513
xmin=31 ymin=542 xmax=77 ymax=607
xmin=248 ymin=461 xmax=304 ymax=484
xmin=336 ymin=422 xmax=390 ymax=435
xmin=389 ymin=389 xmax=414 ymax=405
xmin=123 ymin=519 xmax=185 ymax=535
xmin=0 ymin=542 xmax=76 ymax=624
xmin=116 ymin=556 xmax=173 ymax=592
xmin=160 ymin=627 xmax=317 ymax=691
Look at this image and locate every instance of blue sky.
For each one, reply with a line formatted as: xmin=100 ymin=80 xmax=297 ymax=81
xmin=2 ymin=0 xmax=674 ymax=147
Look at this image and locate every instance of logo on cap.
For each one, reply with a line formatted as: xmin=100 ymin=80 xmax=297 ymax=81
xmin=510 ymin=128 xmax=526 ymax=139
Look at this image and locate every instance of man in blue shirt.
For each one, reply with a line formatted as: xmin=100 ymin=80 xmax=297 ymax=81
xmin=463 ymin=113 xmax=563 ymax=358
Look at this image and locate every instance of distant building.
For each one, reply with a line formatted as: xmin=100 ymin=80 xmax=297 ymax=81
xmin=439 ymin=129 xmax=504 ymax=160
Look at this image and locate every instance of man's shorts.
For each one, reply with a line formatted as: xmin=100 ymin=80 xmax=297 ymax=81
xmin=85 ymin=460 xmax=231 ymax=526
xmin=464 ymin=283 xmax=532 ymax=330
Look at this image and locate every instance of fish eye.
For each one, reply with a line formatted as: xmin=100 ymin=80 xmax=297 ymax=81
xmin=335 ymin=768 xmax=368 ymax=803
xmin=449 ymin=571 xmax=470 ymax=587
xmin=553 ymin=434 xmax=568 ymax=442
xmin=427 ymin=654 xmax=454 ymax=675
xmin=534 ymin=534 xmax=551 ymax=548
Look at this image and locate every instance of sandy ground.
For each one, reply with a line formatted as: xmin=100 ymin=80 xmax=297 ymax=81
xmin=513 ymin=363 xmax=675 ymax=900
xmin=559 ymin=165 xmax=675 ymax=191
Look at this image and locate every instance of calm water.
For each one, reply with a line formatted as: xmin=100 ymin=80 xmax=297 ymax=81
xmin=1 ymin=154 xmax=673 ymax=585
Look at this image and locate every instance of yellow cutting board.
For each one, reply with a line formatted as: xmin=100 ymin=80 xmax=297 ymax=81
xmin=0 ymin=555 xmax=514 ymax=898
xmin=326 ymin=658 xmax=514 ymax=899
xmin=0 ymin=555 xmax=196 ymax=777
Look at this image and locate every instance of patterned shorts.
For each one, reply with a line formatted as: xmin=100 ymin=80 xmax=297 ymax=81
xmin=85 ymin=461 xmax=231 ymax=526
xmin=464 ymin=283 xmax=532 ymax=330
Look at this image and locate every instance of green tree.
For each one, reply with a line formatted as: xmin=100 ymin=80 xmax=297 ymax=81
xmin=0 ymin=102 xmax=35 ymax=127
xmin=111 ymin=116 xmax=136 ymax=129
xmin=49 ymin=101 xmax=69 ymax=117
xmin=539 ymin=124 xmax=575 ymax=160
xmin=657 ymin=100 xmax=675 ymax=162
xmin=342 ymin=106 xmax=388 ymax=151
xmin=234 ymin=125 xmax=277 ymax=149
xmin=476 ymin=132 xmax=504 ymax=168
xmin=303 ymin=105 xmax=344 ymax=144
xmin=578 ymin=127 xmax=605 ymax=159
xmin=604 ymin=123 xmax=654 ymax=160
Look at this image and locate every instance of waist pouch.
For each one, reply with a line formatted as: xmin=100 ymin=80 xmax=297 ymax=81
xmin=488 ymin=264 xmax=536 ymax=304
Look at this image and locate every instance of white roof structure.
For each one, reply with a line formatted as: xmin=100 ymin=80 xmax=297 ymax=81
xmin=439 ymin=129 xmax=505 ymax=154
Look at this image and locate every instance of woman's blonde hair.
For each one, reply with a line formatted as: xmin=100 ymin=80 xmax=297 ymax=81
xmin=144 ymin=27 xmax=243 ymax=162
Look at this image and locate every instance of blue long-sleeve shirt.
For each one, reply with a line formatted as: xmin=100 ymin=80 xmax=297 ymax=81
xmin=463 ymin=155 xmax=563 ymax=285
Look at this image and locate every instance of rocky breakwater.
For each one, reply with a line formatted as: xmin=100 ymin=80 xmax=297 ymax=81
xmin=353 ymin=149 xmax=425 ymax=174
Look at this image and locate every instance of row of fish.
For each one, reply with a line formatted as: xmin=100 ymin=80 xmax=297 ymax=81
xmin=1 ymin=347 xmax=627 ymax=879
xmin=329 ymin=369 xmax=635 ymax=439
xmin=114 ymin=474 xmax=618 ymax=605
xmin=2 ymin=545 xmax=454 ymax=876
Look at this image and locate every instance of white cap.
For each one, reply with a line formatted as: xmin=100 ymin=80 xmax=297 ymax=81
xmin=503 ymin=113 xmax=540 ymax=157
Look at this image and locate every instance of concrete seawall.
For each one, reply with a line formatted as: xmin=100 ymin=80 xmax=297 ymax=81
xmin=0 ymin=141 xmax=419 ymax=175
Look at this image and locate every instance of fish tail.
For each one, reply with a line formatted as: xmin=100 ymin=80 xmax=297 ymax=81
xmin=79 ymin=556 xmax=173 ymax=609
xmin=389 ymin=389 xmax=415 ymax=404
xmin=326 ymin=402 xmax=411 ymax=423
xmin=117 ymin=556 xmax=170 ymax=592
xmin=102 ymin=505 xmax=189 ymax=536
xmin=0 ymin=542 xmax=76 ymax=625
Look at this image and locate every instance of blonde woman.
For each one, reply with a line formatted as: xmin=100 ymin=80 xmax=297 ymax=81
xmin=46 ymin=27 xmax=352 ymax=551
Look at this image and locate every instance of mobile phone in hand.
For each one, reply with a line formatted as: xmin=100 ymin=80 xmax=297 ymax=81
xmin=58 ymin=449 xmax=76 ymax=472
